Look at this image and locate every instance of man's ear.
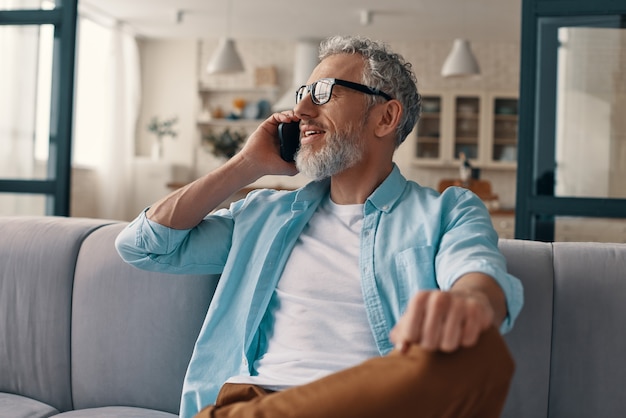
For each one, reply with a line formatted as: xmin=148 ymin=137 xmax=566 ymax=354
xmin=373 ymin=99 xmax=402 ymax=138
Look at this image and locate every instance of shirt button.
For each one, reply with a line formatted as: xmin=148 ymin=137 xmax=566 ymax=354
xmin=382 ymin=205 xmax=389 ymax=210
xmin=242 ymin=356 xmax=248 ymax=366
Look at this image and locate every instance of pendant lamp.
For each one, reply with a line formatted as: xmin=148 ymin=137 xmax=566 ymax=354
xmin=207 ymin=38 xmax=244 ymax=74
xmin=441 ymin=39 xmax=480 ymax=78
xmin=206 ymin=1 xmax=244 ymax=74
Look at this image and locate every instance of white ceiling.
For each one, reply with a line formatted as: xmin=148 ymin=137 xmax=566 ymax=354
xmin=79 ymin=0 xmax=522 ymax=42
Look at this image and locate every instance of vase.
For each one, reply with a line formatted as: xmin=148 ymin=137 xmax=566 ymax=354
xmin=151 ymin=140 xmax=163 ymax=161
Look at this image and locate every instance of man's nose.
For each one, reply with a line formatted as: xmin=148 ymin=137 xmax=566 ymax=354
xmin=294 ymin=91 xmax=317 ymax=120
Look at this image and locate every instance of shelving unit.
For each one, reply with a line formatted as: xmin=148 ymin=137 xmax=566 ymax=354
xmin=196 ymin=85 xmax=278 ymax=129
xmin=195 ymin=85 xmax=279 ymax=158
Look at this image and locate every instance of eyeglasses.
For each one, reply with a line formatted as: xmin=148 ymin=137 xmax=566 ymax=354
xmin=295 ymin=78 xmax=393 ymax=105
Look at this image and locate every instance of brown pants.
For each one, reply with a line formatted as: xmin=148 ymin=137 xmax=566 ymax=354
xmin=196 ymin=327 xmax=514 ymax=418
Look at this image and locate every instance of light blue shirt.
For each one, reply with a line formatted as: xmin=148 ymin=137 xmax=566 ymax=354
xmin=115 ymin=165 xmax=523 ymax=418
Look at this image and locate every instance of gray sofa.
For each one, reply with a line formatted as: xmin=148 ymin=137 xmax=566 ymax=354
xmin=1 ymin=216 xmax=625 ymax=417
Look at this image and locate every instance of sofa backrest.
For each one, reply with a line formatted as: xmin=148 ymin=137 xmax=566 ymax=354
xmin=500 ymin=239 xmax=626 ymax=418
xmin=0 ymin=216 xmax=108 ymax=412
xmin=70 ymin=223 xmax=219 ymax=414
xmin=4 ymin=217 xmax=626 ymax=417
xmin=499 ymin=239 xmax=554 ymax=418
xmin=0 ymin=217 xmax=219 ymax=415
xmin=547 ymin=242 xmax=626 ymax=416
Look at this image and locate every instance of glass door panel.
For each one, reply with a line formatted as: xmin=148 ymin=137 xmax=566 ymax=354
xmin=0 ymin=0 xmax=56 ymax=9
xmin=0 ymin=24 xmax=53 ymax=181
xmin=0 ymin=0 xmax=77 ymax=216
xmin=553 ymin=22 xmax=626 ymax=199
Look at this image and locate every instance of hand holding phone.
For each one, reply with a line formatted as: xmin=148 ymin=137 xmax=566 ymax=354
xmin=278 ymin=122 xmax=301 ymax=163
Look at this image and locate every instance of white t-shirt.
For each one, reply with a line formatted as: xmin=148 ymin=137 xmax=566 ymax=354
xmin=227 ymin=196 xmax=379 ymax=390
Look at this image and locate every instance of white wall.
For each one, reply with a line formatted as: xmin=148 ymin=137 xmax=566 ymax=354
xmin=136 ymin=39 xmax=197 ymax=168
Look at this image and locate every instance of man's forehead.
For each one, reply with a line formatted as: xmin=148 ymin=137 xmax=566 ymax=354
xmin=307 ymin=53 xmax=364 ymax=84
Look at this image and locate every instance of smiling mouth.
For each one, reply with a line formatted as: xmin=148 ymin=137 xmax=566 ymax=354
xmin=301 ymin=122 xmax=326 ymax=140
xmin=303 ymin=130 xmax=325 ymax=137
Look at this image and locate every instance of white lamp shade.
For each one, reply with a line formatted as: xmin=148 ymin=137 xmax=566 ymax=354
xmin=273 ymin=40 xmax=320 ymax=111
xmin=441 ymin=39 xmax=480 ymax=78
xmin=207 ymin=38 xmax=245 ymax=74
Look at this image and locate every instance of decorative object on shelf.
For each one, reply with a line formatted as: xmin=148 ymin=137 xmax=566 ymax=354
xmin=459 ymin=151 xmax=472 ymax=186
xmin=255 ymin=66 xmax=278 ymax=87
xmin=147 ymin=116 xmax=178 ymax=160
xmin=243 ymin=102 xmax=260 ymax=119
xmin=230 ymin=98 xmax=246 ymax=118
xmin=202 ymin=128 xmax=246 ymax=159
xmin=257 ymin=99 xmax=272 ymax=119
xmin=441 ymin=39 xmax=480 ymax=78
xmin=211 ymin=106 xmax=225 ymax=119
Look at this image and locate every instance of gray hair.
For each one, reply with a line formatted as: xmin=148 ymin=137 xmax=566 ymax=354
xmin=319 ymin=35 xmax=421 ymax=147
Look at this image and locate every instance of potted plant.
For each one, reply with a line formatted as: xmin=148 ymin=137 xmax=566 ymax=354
xmin=147 ymin=116 xmax=178 ymax=160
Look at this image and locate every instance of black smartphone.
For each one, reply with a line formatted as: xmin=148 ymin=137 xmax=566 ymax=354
xmin=278 ymin=122 xmax=300 ymax=162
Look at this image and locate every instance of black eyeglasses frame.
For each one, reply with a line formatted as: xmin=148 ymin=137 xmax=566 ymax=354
xmin=295 ymin=78 xmax=393 ymax=105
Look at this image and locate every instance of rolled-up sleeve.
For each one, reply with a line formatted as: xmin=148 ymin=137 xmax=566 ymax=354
xmin=435 ymin=188 xmax=524 ymax=334
xmin=115 ymin=209 xmax=234 ymax=275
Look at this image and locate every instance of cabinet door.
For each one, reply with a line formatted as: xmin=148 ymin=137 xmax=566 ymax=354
xmin=489 ymin=95 xmax=518 ymax=167
xmin=415 ymin=95 xmax=443 ymax=161
xmin=453 ymin=95 xmax=481 ymax=162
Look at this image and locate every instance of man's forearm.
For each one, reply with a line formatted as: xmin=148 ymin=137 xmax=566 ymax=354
xmin=146 ymin=153 xmax=262 ymax=230
xmin=450 ymin=272 xmax=508 ymax=329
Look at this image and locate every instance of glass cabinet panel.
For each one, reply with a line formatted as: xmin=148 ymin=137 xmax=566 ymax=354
xmin=492 ymin=98 xmax=518 ymax=162
xmin=454 ymin=96 xmax=480 ymax=160
xmin=415 ymin=95 xmax=442 ymax=159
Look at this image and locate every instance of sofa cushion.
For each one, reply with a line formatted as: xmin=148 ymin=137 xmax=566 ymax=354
xmin=54 ymin=406 xmax=176 ymax=417
xmin=0 ymin=216 xmax=110 ymax=413
xmin=548 ymin=242 xmax=626 ymax=417
xmin=499 ymin=239 xmax=554 ymax=418
xmin=0 ymin=392 xmax=59 ymax=418
xmin=70 ymin=223 xmax=219 ymax=414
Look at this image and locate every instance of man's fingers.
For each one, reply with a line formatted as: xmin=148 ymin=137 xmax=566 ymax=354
xmin=420 ymin=292 xmax=450 ymax=351
xmin=392 ymin=290 xmax=496 ymax=353
xmin=439 ymin=299 xmax=464 ymax=352
xmin=391 ymin=291 xmax=428 ymax=350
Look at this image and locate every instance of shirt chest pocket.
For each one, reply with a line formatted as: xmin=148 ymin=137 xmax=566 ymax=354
xmin=394 ymin=246 xmax=437 ymax=307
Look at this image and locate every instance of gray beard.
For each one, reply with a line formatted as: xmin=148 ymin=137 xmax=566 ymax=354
xmin=295 ymin=124 xmax=364 ymax=181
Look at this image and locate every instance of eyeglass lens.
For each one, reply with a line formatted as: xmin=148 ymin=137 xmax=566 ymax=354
xmin=296 ymin=79 xmax=334 ymax=105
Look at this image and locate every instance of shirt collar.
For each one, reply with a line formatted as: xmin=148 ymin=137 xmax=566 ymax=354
xmin=292 ymin=164 xmax=407 ymax=214
xmin=366 ymin=164 xmax=407 ymax=213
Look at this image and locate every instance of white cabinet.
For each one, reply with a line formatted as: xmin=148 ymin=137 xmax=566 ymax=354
xmin=414 ymin=92 xmax=518 ymax=169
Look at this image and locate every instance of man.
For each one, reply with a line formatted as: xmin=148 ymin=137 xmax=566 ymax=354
xmin=116 ymin=35 xmax=523 ymax=418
